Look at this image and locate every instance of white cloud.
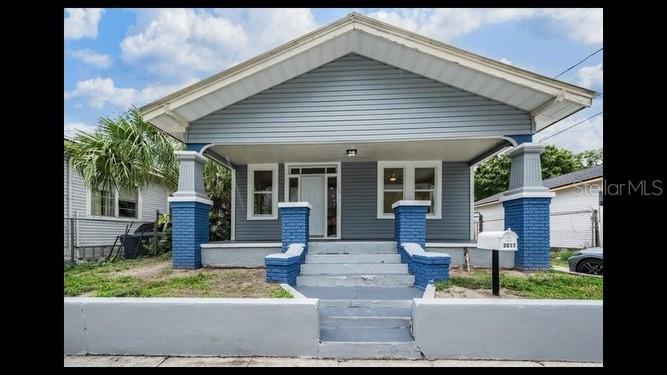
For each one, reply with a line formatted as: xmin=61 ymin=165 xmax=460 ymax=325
xmin=64 ymin=77 xmax=198 ymax=109
xmin=64 ymin=121 xmax=97 ymax=137
xmin=120 ymin=8 xmax=318 ymax=78
xmin=70 ymin=49 xmax=112 ymax=69
xmin=576 ymin=63 xmax=603 ymax=90
xmin=64 ymin=8 xmax=104 ymax=39
xmin=363 ymin=8 xmax=602 ymax=45
xmin=541 ymin=9 xmax=602 ymax=45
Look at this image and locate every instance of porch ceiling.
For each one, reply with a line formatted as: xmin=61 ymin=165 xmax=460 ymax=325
xmin=206 ymin=138 xmax=509 ymax=165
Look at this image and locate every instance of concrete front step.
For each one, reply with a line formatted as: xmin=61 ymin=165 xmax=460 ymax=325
xmin=306 ymin=254 xmax=401 ymax=264
xmin=308 ymin=241 xmax=396 ymax=254
xmin=297 ymin=274 xmax=415 ymax=287
xmin=319 ymin=299 xmax=413 ymax=317
xmin=300 ymin=263 xmax=408 ymax=275
xmin=320 ymin=327 xmax=414 ymax=343
xmin=321 ymin=316 xmax=411 ymax=329
xmin=317 ymin=341 xmax=422 ymax=359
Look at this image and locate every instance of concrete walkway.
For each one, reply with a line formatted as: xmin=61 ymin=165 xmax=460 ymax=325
xmin=64 ymin=355 xmax=602 ymax=367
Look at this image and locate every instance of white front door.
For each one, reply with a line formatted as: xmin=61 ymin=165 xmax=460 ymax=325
xmin=301 ymin=175 xmax=325 ymax=236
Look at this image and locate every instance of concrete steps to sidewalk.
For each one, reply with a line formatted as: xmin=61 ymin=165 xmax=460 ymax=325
xmin=300 ymin=263 xmax=408 ymax=275
xmin=297 ymin=274 xmax=415 ymax=287
xmin=317 ymin=341 xmax=423 ymax=359
xmin=306 ymin=254 xmax=401 ymax=264
xmin=319 ymin=299 xmax=413 ymax=317
xmin=321 ymin=316 xmax=411 ymax=329
xmin=308 ymin=241 xmax=396 ymax=255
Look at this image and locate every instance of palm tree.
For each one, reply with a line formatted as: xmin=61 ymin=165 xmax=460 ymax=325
xmin=66 ymin=107 xmax=232 ymax=240
xmin=65 ymin=107 xmax=181 ymax=192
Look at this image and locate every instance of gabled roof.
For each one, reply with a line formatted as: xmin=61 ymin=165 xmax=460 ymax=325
xmin=140 ymin=12 xmax=598 ymax=140
xmin=474 ymin=164 xmax=603 ymax=206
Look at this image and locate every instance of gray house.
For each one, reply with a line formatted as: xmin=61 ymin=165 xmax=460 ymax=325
xmin=64 ymin=137 xmax=171 ymax=259
xmin=139 ymin=13 xmax=596 ymax=273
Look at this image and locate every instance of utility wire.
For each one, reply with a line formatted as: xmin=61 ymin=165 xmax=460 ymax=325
xmin=553 ymin=47 xmax=603 ymax=79
xmin=537 ymin=112 xmax=603 ymax=142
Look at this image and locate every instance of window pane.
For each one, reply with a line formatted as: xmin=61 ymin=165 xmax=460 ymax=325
xmin=91 ymin=188 xmax=115 ymax=217
xmin=301 ymin=167 xmax=325 ymax=174
xmin=254 ymin=170 xmax=273 ymax=192
xmin=289 ymin=178 xmax=299 ymax=202
xmin=326 ymin=167 xmax=336 ymax=173
xmin=118 ymin=189 xmax=138 ymax=218
xmin=415 ymin=191 xmax=434 ymax=214
xmin=290 ymin=168 xmax=300 ymax=175
xmin=327 ymin=177 xmax=337 ymax=236
xmin=383 ymin=168 xmax=403 ymax=190
xmin=415 ymin=168 xmax=435 ymax=190
xmin=383 ymin=191 xmax=403 ymax=214
xmin=254 ymin=192 xmax=272 ymax=215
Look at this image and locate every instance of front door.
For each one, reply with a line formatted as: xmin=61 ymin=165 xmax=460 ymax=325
xmin=301 ymin=175 xmax=325 ymax=236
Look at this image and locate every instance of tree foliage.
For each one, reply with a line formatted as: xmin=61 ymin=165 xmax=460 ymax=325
xmin=474 ymin=145 xmax=602 ymax=201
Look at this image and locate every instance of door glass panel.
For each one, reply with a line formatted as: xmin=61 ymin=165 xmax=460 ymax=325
xmin=301 ymin=168 xmax=325 ymax=174
xmin=289 ymin=177 xmax=299 ymax=202
xmin=327 ymin=177 xmax=337 ymax=237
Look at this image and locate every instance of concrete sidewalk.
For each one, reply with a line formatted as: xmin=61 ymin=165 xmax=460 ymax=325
xmin=64 ymin=355 xmax=602 ymax=367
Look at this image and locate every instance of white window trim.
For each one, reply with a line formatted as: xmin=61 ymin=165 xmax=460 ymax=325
xmin=247 ymin=163 xmax=279 ymax=220
xmin=86 ymin=186 xmax=143 ymax=221
xmin=377 ymin=161 xmax=442 ymax=220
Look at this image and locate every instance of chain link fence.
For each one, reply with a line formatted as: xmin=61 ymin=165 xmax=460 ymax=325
xmin=474 ymin=208 xmax=602 ymax=250
xmin=64 ymin=210 xmax=166 ymax=263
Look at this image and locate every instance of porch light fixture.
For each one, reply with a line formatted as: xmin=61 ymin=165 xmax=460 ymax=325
xmin=346 ymin=149 xmax=357 ymax=157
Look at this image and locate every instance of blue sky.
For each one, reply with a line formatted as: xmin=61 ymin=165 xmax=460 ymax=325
xmin=64 ymin=8 xmax=603 ymax=152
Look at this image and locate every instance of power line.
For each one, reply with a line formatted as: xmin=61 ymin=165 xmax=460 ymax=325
xmin=537 ymin=112 xmax=603 ymax=142
xmin=553 ymin=47 xmax=603 ymax=79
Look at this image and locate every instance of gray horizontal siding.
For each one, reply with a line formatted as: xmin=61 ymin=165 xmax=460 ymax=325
xmin=234 ymin=164 xmax=285 ymax=241
xmin=340 ymin=162 xmax=470 ymax=241
xmin=187 ymin=53 xmax=531 ymax=143
xmin=428 ymin=163 xmax=471 ymax=240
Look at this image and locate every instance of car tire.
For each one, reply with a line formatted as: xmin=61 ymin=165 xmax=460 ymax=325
xmin=575 ymin=258 xmax=603 ymax=275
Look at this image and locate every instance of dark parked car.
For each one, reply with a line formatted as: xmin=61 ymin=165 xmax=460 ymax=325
xmin=568 ymin=247 xmax=603 ymax=275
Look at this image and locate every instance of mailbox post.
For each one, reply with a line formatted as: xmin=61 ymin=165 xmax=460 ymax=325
xmin=477 ymin=229 xmax=518 ymax=296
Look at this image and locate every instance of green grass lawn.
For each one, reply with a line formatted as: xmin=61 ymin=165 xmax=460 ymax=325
xmin=550 ymin=249 xmax=576 ymax=267
xmin=64 ymin=254 xmax=291 ymax=298
xmin=435 ymin=269 xmax=602 ymax=300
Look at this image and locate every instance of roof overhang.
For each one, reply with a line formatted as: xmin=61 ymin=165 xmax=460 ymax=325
xmin=140 ymin=13 xmax=598 ymax=141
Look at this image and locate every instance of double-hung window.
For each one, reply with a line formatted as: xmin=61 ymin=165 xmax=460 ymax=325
xmin=247 ymin=164 xmax=278 ymax=220
xmin=377 ymin=161 xmax=441 ymax=219
xmin=89 ymin=187 xmax=140 ymax=219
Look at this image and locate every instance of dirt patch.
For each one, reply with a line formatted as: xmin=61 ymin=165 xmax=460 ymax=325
xmin=436 ymin=286 xmax=523 ymax=299
xmin=113 ymin=260 xmax=172 ymax=279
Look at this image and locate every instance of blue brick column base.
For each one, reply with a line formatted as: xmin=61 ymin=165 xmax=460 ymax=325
xmin=503 ymin=197 xmax=552 ymax=271
xmin=265 ymin=256 xmax=301 ymax=286
xmin=412 ymin=253 xmax=451 ymax=290
xmin=279 ymin=205 xmax=310 ymax=260
xmin=393 ymin=204 xmax=429 ymax=274
xmin=171 ymin=201 xmax=210 ymax=269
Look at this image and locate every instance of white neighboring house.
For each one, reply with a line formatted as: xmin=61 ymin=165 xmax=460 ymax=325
xmin=64 ymin=137 xmax=172 ymax=256
xmin=474 ymin=164 xmax=603 ymax=249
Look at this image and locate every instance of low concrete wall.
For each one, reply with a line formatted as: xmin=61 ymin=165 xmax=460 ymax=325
xmin=201 ymin=247 xmax=278 ymax=267
xmin=412 ymin=298 xmax=602 ymax=362
xmin=64 ymin=297 xmax=320 ymax=357
xmin=425 ymin=247 xmax=514 ymax=268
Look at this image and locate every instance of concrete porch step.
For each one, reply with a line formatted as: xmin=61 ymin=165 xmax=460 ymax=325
xmin=306 ymin=254 xmax=401 ymax=264
xmin=320 ymin=327 xmax=414 ymax=343
xmin=308 ymin=241 xmax=396 ymax=254
xmin=321 ymin=316 xmax=411 ymax=329
xmin=300 ymin=263 xmax=408 ymax=275
xmin=317 ymin=341 xmax=422 ymax=359
xmin=297 ymin=274 xmax=415 ymax=287
xmin=296 ymin=287 xmax=423 ymax=300
xmin=319 ymin=299 xmax=413 ymax=317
